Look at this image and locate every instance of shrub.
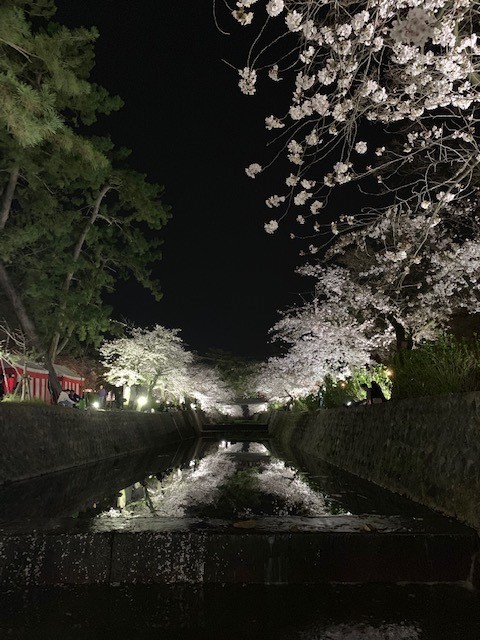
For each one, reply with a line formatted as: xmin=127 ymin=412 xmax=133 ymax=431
xmin=391 ymin=335 xmax=480 ymax=399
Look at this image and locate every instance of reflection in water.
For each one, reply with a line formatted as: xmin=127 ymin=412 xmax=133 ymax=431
xmin=296 ymin=623 xmax=419 ymax=639
xmin=99 ymin=441 xmax=330 ymax=521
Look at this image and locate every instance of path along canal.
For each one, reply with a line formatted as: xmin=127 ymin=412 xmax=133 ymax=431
xmin=1 ymin=434 xmax=479 ymax=639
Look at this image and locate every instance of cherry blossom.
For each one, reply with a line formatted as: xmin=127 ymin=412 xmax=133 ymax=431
xmin=100 ymin=325 xmax=232 ymax=411
xmin=223 ymin=0 xmax=480 ymax=238
xmin=245 ymin=162 xmax=262 ymax=178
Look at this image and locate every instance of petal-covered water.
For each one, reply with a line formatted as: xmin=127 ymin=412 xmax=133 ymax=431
xmin=98 ymin=441 xmax=330 ymax=521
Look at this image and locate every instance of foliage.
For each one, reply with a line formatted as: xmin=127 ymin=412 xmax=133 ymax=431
xmin=323 ymin=366 xmax=392 ymax=409
xmin=206 ymin=349 xmax=261 ymax=399
xmin=326 ymin=203 xmax=480 ymax=347
xmin=290 ymin=392 xmax=321 ymax=412
xmin=100 ymin=326 xmax=233 ymax=411
xmin=100 ymin=324 xmax=192 ymax=395
xmin=0 ymin=1 xmax=170 ymax=366
xmin=255 ymin=267 xmax=393 ymax=402
xmin=258 ymin=201 xmax=480 ymax=400
xmin=0 ymin=1 xmax=119 ymax=150
xmin=391 ymin=335 xmax=480 ymax=399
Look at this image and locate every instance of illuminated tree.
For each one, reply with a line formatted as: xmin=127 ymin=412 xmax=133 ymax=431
xmin=326 ymin=201 xmax=480 ymax=347
xmin=101 ymin=327 xmax=234 ymax=411
xmin=226 ymin=0 xmax=480 ymax=249
xmin=257 ymin=266 xmax=390 ymax=400
xmin=100 ymin=325 xmax=192 ymax=400
xmin=257 ymin=198 xmax=480 ymax=397
xmin=183 ymin=359 xmax=233 ymax=411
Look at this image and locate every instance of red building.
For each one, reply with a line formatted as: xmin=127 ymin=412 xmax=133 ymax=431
xmin=1 ymin=359 xmax=83 ymax=403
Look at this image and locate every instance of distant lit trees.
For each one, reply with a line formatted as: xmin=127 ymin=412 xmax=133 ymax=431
xmin=183 ymin=360 xmax=233 ymax=411
xmin=100 ymin=325 xmax=192 ymax=399
xmin=100 ymin=325 xmax=233 ymax=410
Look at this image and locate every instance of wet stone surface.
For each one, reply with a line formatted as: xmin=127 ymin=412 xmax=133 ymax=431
xmin=1 ymin=584 xmax=480 ymax=639
xmin=1 ymin=436 xmax=480 ymax=635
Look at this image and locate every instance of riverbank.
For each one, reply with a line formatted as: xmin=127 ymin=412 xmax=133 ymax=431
xmin=0 ymin=404 xmax=201 ymax=484
xmin=269 ymin=391 xmax=480 ymax=534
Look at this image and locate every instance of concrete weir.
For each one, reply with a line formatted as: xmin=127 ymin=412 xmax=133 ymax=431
xmin=0 ymin=515 xmax=478 ymax=587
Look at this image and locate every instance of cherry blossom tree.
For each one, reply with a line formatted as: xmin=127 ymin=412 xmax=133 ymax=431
xmin=182 ymin=359 xmax=234 ymax=411
xmin=256 ymin=265 xmax=391 ymax=400
xmin=256 ymin=199 xmax=480 ymax=396
xmin=225 ymin=0 xmax=480 ymax=247
xmin=326 ymin=201 xmax=480 ymax=347
xmin=100 ymin=325 xmax=193 ymax=400
xmin=100 ymin=325 xmax=235 ymax=411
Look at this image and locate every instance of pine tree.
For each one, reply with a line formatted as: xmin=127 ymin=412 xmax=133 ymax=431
xmin=0 ymin=1 xmax=170 ymax=398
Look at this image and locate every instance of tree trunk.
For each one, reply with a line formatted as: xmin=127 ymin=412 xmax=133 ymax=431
xmin=388 ymin=315 xmax=413 ymax=354
xmin=0 ymin=263 xmax=62 ymax=400
xmin=0 ymin=164 xmax=62 ymax=400
xmin=49 ymin=184 xmax=111 ymax=361
xmin=0 ymin=164 xmax=20 ymax=231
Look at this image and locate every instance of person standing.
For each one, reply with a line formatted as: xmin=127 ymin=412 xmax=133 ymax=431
xmin=5 ymin=372 xmax=16 ymax=395
xmin=98 ymin=384 xmax=107 ymax=409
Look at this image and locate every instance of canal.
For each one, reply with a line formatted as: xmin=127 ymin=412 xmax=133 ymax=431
xmin=1 ymin=434 xmax=479 ymax=639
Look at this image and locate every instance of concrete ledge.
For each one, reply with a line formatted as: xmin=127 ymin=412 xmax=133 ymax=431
xmin=0 ymin=404 xmax=201 ymax=483
xmin=0 ymin=516 xmax=477 ymax=587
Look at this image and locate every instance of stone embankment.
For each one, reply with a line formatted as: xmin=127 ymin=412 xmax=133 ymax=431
xmin=0 ymin=404 xmax=201 ymax=484
xmin=269 ymin=391 xmax=480 ymax=532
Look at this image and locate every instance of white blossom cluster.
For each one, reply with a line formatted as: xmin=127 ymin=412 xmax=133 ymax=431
xmin=257 ymin=200 xmax=480 ymax=395
xmin=328 ymin=202 xmax=480 ymax=341
xmin=255 ymin=265 xmax=393 ymax=399
xmin=100 ymin=324 xmax=232 ymax=412
xmin=229 ymin=0 xmax=480 ymax=237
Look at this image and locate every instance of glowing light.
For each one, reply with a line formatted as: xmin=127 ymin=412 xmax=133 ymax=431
xmin=92 ymin=400 xmax=100 ymax=410
xmin=386 ymin=368 xmax=394 ymax=378
xmin=137 ymin=396 xmax=148 ymax=409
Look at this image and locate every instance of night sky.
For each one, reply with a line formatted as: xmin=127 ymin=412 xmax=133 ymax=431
xmin=54 ymin=0 xmax=310 ymax=360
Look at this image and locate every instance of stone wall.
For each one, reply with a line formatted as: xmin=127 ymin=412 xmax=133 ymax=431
xmin=269 ymin=392 xmax=480 ymax=531
xmin=0 ymin=404 xmax=202 ymax=484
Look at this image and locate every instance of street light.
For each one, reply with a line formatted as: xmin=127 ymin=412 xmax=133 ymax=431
xmin=137 ymin=396 xmax=148 ymax=410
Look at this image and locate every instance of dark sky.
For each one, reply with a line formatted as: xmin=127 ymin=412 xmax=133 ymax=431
xmin=54 ymin=0 xmax=310 ymax=360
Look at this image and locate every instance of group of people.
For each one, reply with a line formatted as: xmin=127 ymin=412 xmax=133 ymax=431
xmin=56 ymin=388 xmax=82 ymax=408
xmin=56 ymin=385 xmax=119 ymax=410
xmin=360 ymin=381 xmax=387 ymax=405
